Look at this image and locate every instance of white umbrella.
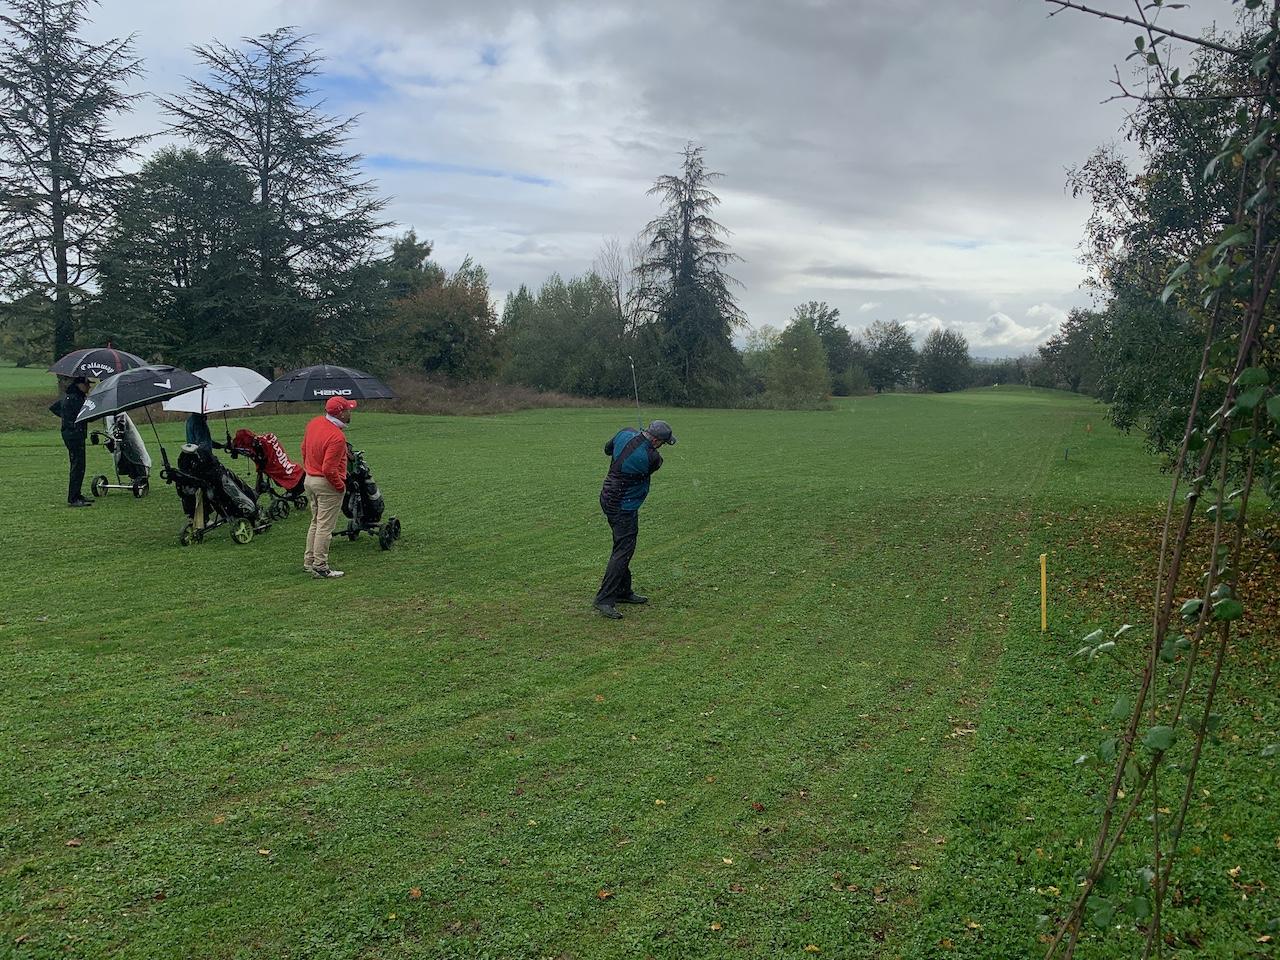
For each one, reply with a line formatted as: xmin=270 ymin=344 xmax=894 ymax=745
xmin=162 ymin=366 xmax=271 ymax=414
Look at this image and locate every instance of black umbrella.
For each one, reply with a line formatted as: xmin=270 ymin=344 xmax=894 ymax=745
xmin=75 ymin=365 xmax=206 ymax=424
xmin=254 ymin=364 xmax=396 ymax=403
xmin=49 ymin=346 xmax=146 ymax=379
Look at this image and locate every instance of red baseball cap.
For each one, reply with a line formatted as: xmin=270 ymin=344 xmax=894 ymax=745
xmin=325 ymin=396 xmax=357 ymax=415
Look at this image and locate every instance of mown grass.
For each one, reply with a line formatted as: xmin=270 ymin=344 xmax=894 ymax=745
xmin=0 ymin=381 xmax=1275 ymax=959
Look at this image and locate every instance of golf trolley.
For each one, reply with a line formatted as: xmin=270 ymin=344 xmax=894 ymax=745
xmin=163 ymin=443 xmax=271 ymax=546
xmin=89 ymin=412 xmax=151 ymax=499
xmin=342 ymin=443 xmax=401 ymax=550
xmin=230 ymin=429 xmax=308 ymax=522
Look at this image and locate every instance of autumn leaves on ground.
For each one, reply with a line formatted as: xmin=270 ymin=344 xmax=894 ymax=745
xmin=1 ymin=378 xmax=1276 ymax=959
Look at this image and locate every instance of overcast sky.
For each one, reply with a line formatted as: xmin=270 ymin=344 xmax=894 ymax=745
xmin=82 ymin=0 xmax=1240 ymax=356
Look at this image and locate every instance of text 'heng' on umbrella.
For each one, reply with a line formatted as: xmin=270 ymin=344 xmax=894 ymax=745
xmin=254 ymin=364 xmax=396 ymax=403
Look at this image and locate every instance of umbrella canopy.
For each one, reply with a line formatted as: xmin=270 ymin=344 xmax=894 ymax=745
xmin=255 ymin=364 xmax=396 ymax=403
xmin=76 ymin=365 xmax=206 ymax=424
xmin=162 ymin=366 xmax=270 ymax=414
xmin=48 ymin=346 xmax=146 ymax=379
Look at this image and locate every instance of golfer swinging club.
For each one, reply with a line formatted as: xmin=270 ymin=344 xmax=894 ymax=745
xmin=594 ymin=419 xmax=676 ymax=619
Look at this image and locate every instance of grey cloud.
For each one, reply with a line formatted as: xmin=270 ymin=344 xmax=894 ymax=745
xmin=800 ymin=263 xmax=915 ymax=282
xmin=82 ymin=0 xmax=1240 ymax=351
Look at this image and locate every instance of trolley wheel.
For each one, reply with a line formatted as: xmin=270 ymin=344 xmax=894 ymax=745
xmin=132 ymin=481 xmax=148 ymax=499
xmin=277 ymin=499 xmax=290 ymax=520
xmin=91 ymin=475 xmax=108 ymax=497
xmin=179 ymin=524 xmax=194 ymax=547
xmin=267 ymin=501 xmax=282 ymax=521
xmin=346 ymin=520 xmax=360 ymax=541
xmin=378 ymin=525 xmax=394 ymax=550
xmin=231 ymin=519 xmax=254 ymax=544
xmin=297 ymin=494 xmax=308 ymax=511
xmin=389 ymin=517 xmax=402 ymax=541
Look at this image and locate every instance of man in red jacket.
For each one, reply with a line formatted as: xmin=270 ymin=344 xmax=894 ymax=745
xmin=301 ymin=396 xmax=355 ymax=579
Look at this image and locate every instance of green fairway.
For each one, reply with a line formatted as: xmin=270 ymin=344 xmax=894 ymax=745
xmin=1 ymin=385 xmax=1276 ymax=959
xmin=0 ymin=364 xmax=51 ymax=395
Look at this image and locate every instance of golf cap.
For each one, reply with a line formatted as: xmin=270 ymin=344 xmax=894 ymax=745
xmin=647 ymin=420 xmax=676 ymax=445
xmin=326 ymin=396 xmax=358 ymax=415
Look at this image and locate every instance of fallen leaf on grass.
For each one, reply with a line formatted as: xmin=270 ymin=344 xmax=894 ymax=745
xmin=597 ymin=889 xmax=613 ymax=900
xmin=710 ymin=922 xmax=722 ymax=931
xmin=909 ymin=864 xmax=922 ymax=871
xmin=653 ymin=799 xmax=666 ymax=806
xmin=722 ymin=858 xmax=733 ymax=865
xmin=966 ymin=920 xmax=982 ymax=930
xmin=751 ymin=802 xmax=765 ymax=812
xmin=409 ymin=888 xmax=422 ymax=900
xmin=939 ymin=938 xmax=955 ymax=949
xmin=257 ymin=848 xmax=271 ymax=856
xmin=804 ymin=945 xmax=821 ymax=954
xmin=1229 ymin=865 xmax=1242 ymax=878
xmin=593 ymin=694 xmax=605 ymax=703
xmin=64 ymin=839 xmax=82 ymax=848
xmin=212 ymin=815 xmax=225 ymax=825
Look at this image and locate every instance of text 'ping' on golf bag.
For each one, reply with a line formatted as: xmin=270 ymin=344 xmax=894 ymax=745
xmin=164 ymin=443 xmax=268 ymax=546
xmin=231 ymin=428 xmax=307 ymax=521
xmin=341 ymin=443 xmax=401 ymax=550
xmin=89 ymin=412 xmax=151 ymax=499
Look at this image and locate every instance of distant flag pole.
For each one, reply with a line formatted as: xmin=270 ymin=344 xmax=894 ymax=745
xmin=1040 ymin=554 xmax=1048 ymax=633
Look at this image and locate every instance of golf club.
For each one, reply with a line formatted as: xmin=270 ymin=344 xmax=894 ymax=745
xmin=628 ymin=355 xmax=644 ymax=430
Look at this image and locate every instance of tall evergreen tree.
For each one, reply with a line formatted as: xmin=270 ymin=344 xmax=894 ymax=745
xmin=0 ymin=0 xmax=144 ymax=358
xmin=160 ymin=27 xmax=388 ymax=365
xmin=634 ymin=143 xmax=744 ymax=406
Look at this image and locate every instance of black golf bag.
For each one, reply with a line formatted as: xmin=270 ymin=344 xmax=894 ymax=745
xmin=341 ymin=443 xmax=400 ymax=550
xmin=89 ymin=412 xmax=151 ymax=498
xmin=166 ymin=443 xmax=268 ymax=545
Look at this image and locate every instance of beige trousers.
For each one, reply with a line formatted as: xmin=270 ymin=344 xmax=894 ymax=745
xmin=304 ymin=475 xmax=344 ymax=570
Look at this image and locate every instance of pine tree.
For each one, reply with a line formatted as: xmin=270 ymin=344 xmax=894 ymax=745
xmin=635 ymin=143 xmax=744 ymax=405
xmin=160 ymin=27 xmax=388 ymax=365
xmin=0 ymin=0 xmax=145 ymax=358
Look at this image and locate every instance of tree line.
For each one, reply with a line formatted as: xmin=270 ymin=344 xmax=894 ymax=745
xmin=2 ymin=0 xmax=988 ymax=409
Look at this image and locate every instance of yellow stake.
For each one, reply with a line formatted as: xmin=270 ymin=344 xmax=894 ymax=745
xmin=1040 ymin=553 xmax=1048 ymax=633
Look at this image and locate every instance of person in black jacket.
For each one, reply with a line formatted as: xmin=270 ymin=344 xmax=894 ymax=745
xmin=50 ymin=377 xmax=93 ymax=507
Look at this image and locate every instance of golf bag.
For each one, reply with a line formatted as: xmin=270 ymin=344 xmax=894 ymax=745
xmin=231 ymin=428 xmax=307 ymax=520
xmin=89 ymin=412 xmax=151 ymax=498
xmin=341 ymin=443 xmax=400 ymax=550
xmin=166 ymin=443 xmax=267 ymax=546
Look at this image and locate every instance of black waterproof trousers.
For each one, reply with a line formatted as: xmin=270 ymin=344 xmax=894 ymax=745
xmin=62 ymin=429 xmax=86 ymax=503
xmin=595 ymin=505 xmax=639 ymax=604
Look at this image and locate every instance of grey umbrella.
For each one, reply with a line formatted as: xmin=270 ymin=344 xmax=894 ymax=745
xmin=255 ymin=364 xmax=396 ymax=403
xmin=76 ymin=365 xmax=206 ymax=423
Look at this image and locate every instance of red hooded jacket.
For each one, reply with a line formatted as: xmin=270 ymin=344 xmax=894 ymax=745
xmin=301 ymin=415 xmax=348 ymax=491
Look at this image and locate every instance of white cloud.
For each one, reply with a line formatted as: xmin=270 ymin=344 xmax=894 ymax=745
xmin=78 ymin=0 xmax=1238 ymax=336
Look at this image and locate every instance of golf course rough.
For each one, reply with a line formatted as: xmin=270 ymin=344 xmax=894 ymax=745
xmin=1 ymin=379 xmax=1276 ymax=959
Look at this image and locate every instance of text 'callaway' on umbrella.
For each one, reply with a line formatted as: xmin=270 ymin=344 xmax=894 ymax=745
xmin=162 ymin=366 xmax=270 ymax=414
xmin=76 ymin=365 xmax=207 ymax=424
xmin=254 ymin=364 xmax=396 ymax=403
xmin=48 ymin=346 xmax=146 ymax=379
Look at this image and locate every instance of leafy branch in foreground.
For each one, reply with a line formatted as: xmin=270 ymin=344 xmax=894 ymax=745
xmin=1043 ymin=1 xmax=1280 ymax=957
